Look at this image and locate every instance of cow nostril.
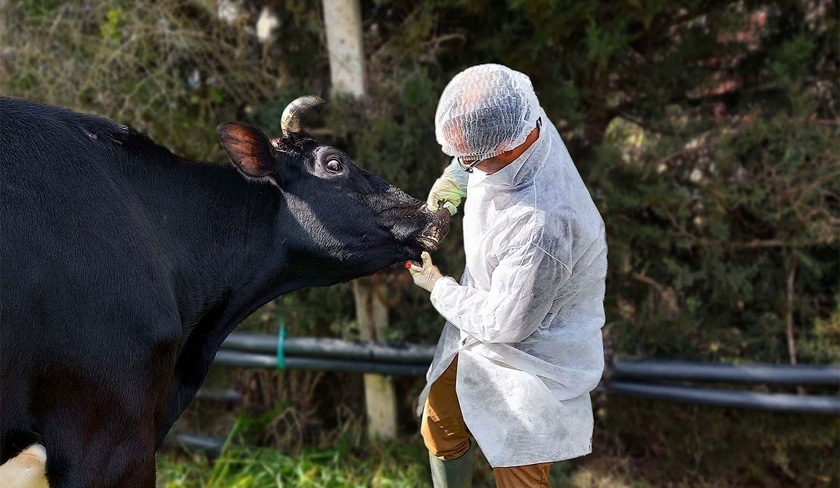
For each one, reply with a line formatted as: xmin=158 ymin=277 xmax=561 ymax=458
xmin=431 ymin=210 xmax=451 ymax=236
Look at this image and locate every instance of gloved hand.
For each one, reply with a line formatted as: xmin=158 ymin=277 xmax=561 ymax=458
xmin=426 ymin=161 xmax=468 ymax=215
xmin=426 ymin=176 xmax=465 ymax=216
xmin=407 ymin=251 xmax=443 ymax=293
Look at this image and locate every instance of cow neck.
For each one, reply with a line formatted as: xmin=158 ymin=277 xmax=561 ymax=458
xmin=142 ymin=157 xmax=296 ymax=337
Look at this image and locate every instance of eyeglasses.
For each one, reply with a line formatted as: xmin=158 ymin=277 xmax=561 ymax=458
xmin=456 ymin=156 xmax=486 ymax=174
xmin=456 ymin=118 xmax=542 ymax=174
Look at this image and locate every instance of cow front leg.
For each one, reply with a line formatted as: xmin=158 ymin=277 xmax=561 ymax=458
xmin=155 ymin=325 xmax=230 ymax=449
xmin=40 ymin=416 xmax=156 ymax=488
xmin=30 ymin=352 xmax=171 ymax=488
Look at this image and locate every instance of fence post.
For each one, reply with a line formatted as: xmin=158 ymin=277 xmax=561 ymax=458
xmin=322 ymin=0 xmax=397 ymax=440
xmin=351 ymin=278 xmax=398 ymax=440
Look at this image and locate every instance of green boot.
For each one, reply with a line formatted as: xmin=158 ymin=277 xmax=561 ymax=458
xmin=429 ymin=441 xmax=474 ymax=488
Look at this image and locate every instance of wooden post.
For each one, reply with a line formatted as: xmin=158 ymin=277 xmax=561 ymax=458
xmin=322 ymin=0 xmax=366 ymax=98
xmin=352 ymin=278 xmax=398 ymax=440
xmin=322 ymin=0 xmax=397 ymax=440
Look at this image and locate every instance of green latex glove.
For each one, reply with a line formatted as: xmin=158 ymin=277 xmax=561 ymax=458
xmin=426 ymin=174 xmax=466 ymax=216
xmin=427 ymin=159 xmax=469 ymax=215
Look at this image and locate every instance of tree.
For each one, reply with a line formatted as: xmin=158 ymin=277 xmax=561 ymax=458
xmin=3 ymin=0 xmax=836 ymax=482
xmin=343 ymin=0 xmax=839 ymax=364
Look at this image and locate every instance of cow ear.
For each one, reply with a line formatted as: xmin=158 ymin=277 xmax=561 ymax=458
xmin=217 ymin=122 xmax=277 ymax=178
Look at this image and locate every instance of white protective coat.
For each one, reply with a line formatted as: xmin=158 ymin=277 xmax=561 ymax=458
xmin=417 ymin=110 xmax=607 ymax=468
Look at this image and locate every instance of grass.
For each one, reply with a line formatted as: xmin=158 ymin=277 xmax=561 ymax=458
xmin=158 ymin=371 xmax=840 ymax=487
xmin=158 ymin=430 xmax=646 ymax=488
xmin=156 ymin=419 xmax=582 ymax=488
xmin=157 ymin=440 xmax=432 ymax=488
xmin=155 ymin=442 xmax=670 ymax=488
xmin=156 ymin=425 xmax=840 ymax=488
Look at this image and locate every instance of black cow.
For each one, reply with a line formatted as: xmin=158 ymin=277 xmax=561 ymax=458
xmin=0 ymin=96 xmax=450 ymax=487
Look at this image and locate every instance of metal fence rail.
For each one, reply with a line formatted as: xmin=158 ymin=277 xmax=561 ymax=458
xmin=214 ymin=349 xmax=429 ymax=376
xmin=608 ymin=381 xmax=840 ymax=415
xmin=210 ymin=332 xmax=840 ymax=415
xmin=611 ymin=358 xmax=840 ymax=386
xmin=166 ymin=333 xmax=839 ymax=455
xmin=223 ymin=331 xmax=435 ymax=363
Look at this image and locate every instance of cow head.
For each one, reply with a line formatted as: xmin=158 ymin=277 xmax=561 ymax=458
xmin=217 ymin=96 xmax=450 ymax=283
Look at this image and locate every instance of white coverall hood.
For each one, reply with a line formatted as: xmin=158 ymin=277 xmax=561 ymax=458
xmin=418 ymin=110 xmax=607 ymax=468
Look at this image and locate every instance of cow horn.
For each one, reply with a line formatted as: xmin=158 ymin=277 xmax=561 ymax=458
xmin=281 ymin=96 xmax=325 ymax=136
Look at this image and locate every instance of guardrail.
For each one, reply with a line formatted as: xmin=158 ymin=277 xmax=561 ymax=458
xmin=611 ymin=358 xmax=840 ymax=386
xmin=222 ymin=332 xmax=435 ymax=363
xmin=168 ymin=332 xmax=840 ymax=454
xmin=215 ymin=330 xmax=433 ymax=376
xmin=608 ymin=358 xmax=840 ymax=415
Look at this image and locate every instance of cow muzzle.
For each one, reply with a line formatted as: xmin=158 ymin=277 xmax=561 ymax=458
xmin=416 ymin=207 xmax=451 ymax=251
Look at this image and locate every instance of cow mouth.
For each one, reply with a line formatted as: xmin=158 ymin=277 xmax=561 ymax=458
xmin=416 ymin=234 xmax=441 ymax=251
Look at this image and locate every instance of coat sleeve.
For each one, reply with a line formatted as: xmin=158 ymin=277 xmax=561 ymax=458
xmin=429 ymin=243 xmax=571 ymax=343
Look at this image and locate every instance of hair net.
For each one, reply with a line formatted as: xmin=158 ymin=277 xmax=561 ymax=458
xmin=435 ymin=64 xmax=541 ymax=161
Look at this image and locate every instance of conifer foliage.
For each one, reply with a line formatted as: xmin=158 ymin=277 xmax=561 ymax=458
xmin=1 ymin=0 xmax=837 ymax=484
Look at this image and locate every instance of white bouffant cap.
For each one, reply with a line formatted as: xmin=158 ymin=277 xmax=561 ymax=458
xmin=435 ymin=64 xmax=540 ymax=161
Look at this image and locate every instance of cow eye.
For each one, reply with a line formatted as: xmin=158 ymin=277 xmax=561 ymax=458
xmin=325 ymin=159 xmax=342 ymax=173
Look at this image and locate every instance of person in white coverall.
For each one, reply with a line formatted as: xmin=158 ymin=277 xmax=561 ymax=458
xmin=407 ymin=64 xmax=607 ymax=488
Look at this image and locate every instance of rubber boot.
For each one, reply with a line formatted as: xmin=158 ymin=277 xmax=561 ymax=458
xmin=429 ymin=440 xmax=474 ymax=488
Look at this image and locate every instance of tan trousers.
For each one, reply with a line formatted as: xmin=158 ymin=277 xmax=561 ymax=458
xmin=420 ymin=355 xmax=553 ymax=488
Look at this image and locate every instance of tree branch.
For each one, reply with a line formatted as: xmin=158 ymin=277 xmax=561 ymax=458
xmin=633 ymin=272 xmax=680 ymax=316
